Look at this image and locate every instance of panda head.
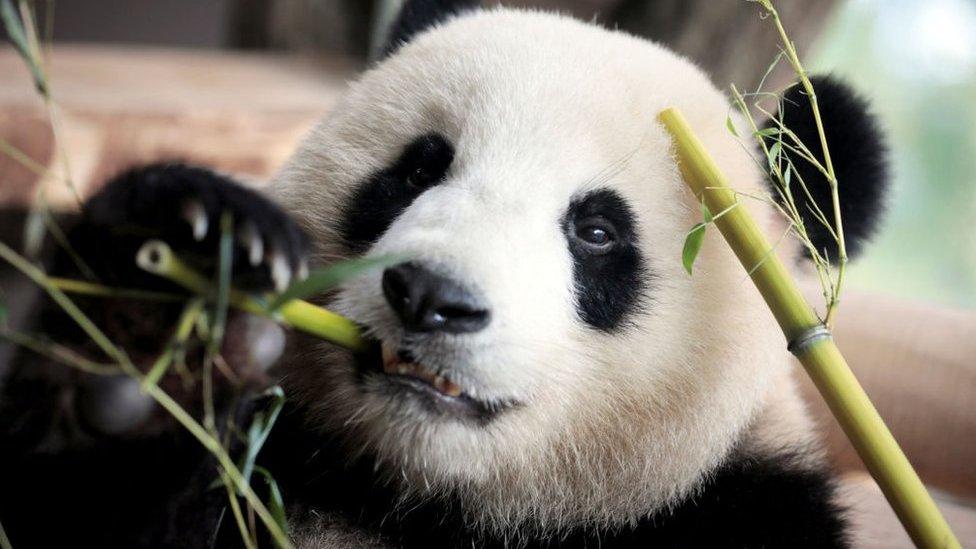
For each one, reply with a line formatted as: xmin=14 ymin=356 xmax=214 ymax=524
xmin=272 ymin=1 xmax=886 ymax=534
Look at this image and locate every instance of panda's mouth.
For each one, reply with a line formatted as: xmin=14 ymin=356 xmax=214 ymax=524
xmin=355 ymin=340 xmax=511 ymax=421
xmin=380 ymin=343 xmax=464 ymax=398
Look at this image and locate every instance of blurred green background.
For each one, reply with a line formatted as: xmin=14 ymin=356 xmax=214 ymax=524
xmin=814 ymin=0 xmax=976 ymax=308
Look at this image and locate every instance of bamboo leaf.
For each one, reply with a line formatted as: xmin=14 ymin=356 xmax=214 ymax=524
xmin=208 ymin=212 xmax=234 ymax=357
xmin=22 ymin=209 xmax=45 ymax=259
xmin=253 ymin=466 xmax=289 ymax=544
xmin=267 ymin=255 xmax=404 ymax=312
xmin=682 ymin=223 xmax=707 ymax=275
xmin=240 ymin=386 xmax=285 ymax=486
xmin=701 ymin=202 xmax=713 ymax=224
xmin=766 ymin=140 xmax=782 ymax=167
xmin=725 ymin=115 xmax=738 ymax=137
xmin=755 ymin=127 xmax=779 ymax=137
xmin=1 ymin=0 xmax=31 ymax=62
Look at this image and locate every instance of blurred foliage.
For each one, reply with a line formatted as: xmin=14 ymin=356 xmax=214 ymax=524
xmin=813 ymin=0 xmax=976 ymax=308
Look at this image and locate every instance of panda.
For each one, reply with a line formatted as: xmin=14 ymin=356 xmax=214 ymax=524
xmin=0 ymin=1 xmax=887 ymax=547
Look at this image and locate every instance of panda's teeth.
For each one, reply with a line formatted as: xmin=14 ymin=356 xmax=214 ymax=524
xmin=435 ymin=376 xmax=463 ymax=398
xmin=378 ymin=343 xmax=464 ymax=397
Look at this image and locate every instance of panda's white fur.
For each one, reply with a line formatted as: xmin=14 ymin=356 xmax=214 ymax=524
xmin=271 ymin=6 xmax=818 ymax=539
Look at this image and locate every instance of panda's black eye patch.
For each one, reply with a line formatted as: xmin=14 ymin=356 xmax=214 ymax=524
xmin=340 ymin=133 xmax=454 ymax=253
xmin=563 ymin=189 xmax=647 ymax=331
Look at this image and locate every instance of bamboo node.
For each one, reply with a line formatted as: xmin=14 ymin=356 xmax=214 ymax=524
xmin=786 ymin=324 xmax=832 ymax=355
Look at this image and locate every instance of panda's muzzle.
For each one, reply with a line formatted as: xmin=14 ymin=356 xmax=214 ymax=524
xmin=351 ymin=262 xmax=512 ymax=420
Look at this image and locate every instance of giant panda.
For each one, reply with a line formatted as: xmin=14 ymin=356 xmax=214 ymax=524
xmin=0 ymin=1 xmax=887 ymax=547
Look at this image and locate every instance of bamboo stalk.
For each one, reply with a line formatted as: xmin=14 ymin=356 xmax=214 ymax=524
xmin=657 ymin=107 xmax=959 ymax=549
xmin=135 ymin=240 xmax=367 ymax=352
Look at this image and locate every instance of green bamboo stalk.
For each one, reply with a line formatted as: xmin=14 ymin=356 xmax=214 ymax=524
xmin=658 ymin=107 xmax=959 ymax=549
xmin=135 ymin=240 xmax=367 ymax=352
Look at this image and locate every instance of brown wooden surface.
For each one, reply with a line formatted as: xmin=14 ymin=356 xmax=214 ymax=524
xmin=0 ymin=45 xmax=352 ymax=207
xmin=1 ymin=45 xmax=973 ymax=546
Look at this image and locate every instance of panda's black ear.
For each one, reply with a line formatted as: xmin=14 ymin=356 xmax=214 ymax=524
xmin=381 ymin=0 xmax=481 ymax=58
xmin=764 ymin=75 xmax=889 ymax=260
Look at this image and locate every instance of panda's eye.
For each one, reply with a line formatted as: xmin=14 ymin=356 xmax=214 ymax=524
xmin=574 ymin=219 xmax=616 ymax=253
xmin=406 ymin=167 xmax=431 ymax=188
xmin=399 ymin=135 xmax=453 ymax=190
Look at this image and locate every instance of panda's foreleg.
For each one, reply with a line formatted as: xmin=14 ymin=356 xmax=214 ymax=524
xmin=0 ymin=163 xmax=311 ymax=547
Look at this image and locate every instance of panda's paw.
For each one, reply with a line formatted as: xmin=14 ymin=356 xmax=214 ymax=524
xmin=79 ymin=162 xmax=311 ymax=292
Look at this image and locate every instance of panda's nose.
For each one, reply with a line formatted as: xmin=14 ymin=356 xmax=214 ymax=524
xmin=381 ymin=262 xmax=490 ymax=334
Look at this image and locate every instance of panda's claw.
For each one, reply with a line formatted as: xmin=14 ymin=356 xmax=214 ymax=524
xmin=181 ymin=198 xmax=208 ymax=242
xmin=80 ymin=163 xmax=311 ymax=294
xmin=270 ymin=249 xmax=292 ymax=293
xmin=237 ymin=221 xmax=264 ymax=267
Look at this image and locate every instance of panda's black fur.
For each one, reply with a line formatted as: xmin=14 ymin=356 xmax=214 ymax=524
xmin=340 ymin=133 xmax=456 ymax=254
xmin=382 ymin=0 xmax=481 ymax=57
xmin=764 ymin=75 xmax=889 ymax=261
xmin=0 ymin=1 xmax=889 ymax=547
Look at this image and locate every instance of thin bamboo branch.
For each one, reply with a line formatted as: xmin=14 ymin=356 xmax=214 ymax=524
xmin=222 ymin=470 xmax=258 ymax=549
xmin=17 ymin=0 xmax=79 ymax=206
xmin=730 ymin=85 xmax=834 ymax=302
xmin=0 ymin=328 xmax=121 ymax=375
xmin=753 ymin=0 xmax=847 ymax=326
xmin=49 ymin=277 xmax=183 ymax=302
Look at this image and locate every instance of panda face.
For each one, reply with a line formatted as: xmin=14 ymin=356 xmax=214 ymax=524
xmin=273 ymin=8 xmax=786 ymax=530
